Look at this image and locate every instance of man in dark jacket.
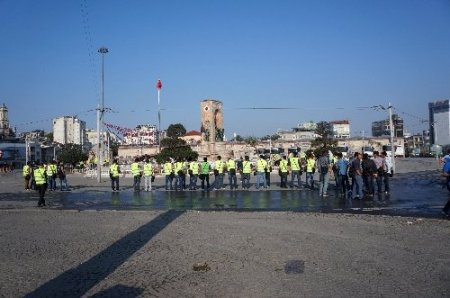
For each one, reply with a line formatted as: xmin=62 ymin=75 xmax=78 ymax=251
xmin=361 ymin=153 xmax=377 ymax=196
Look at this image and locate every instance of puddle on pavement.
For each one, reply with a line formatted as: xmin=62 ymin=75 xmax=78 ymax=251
xmin=51 ymin=186 xmax=449 ymax=217
xmin=285 ymin=260 xmax=305 ymax=274
xmin=10 ymin=170 xmax=449 ymax=217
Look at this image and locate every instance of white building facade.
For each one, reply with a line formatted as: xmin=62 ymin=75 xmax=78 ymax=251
xmin=429 ymin=100 xmax=450 ymax=146
xmin=123 ymin=124 xmax=158 ymax=145
xmin=279 ymin=120 xmax=349 ymax=141
xmin=278 ymin=129 xmax=318 ymax=141
xmin=330 ymin=120 xmax=350 ymax=139
xmin=53 ymin=116 xmax=87 ymax=147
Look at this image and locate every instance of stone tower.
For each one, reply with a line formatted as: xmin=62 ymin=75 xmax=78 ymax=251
xmin=200 ymin=99 xmax=224 ymax=156
xmin=0 ymin=103 xmax=10 ymax=137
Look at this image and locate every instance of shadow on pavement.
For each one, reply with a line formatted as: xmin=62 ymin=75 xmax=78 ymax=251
xmin=24 ymin=209 xmax=185 ymax=298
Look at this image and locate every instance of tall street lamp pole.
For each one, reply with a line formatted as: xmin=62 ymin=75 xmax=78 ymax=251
xmin=25 ymin=135 xmax=29 ymax=164
xmin=388 ymin=102 xmax=396 ymax=174
xmin=97 ymin=46 xmax=108 ymax=182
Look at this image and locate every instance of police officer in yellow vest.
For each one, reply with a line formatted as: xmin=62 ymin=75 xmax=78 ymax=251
xmin=289 ymin=152 xmax=302 ymax=189
xmin=174 ymin=159 xmax=185 ymax=191
xmin=23 ymin=161 xmax=31 ymax=190
xmin=188 ymin=157 xmax=199 ymax=190
xmin=305 ymin=153 xmax=316 ymax=190
xmin=109 ymin=159 xmax=120 ymax=191
xmin=255 ymin=155 xmax=268 ymax=189
xmin=143 ymin=158 xmax=154 ymax=191
xmin=279 ymin=155 xmax=289 ymax=188
xmin=34 ymin=162 xmax=47 ymax=207
xmin=46 ymin=160 xmax=57 ymax=191
xmin=212 ymin=156 xmax=225 ymax=190
xmin=299 ymin=149 xmax=307 ymax=175
xmin=163 ymin=158 xmax=174 ymax=190
xmin=131 ymin=158 xmax=142 ymax=192
xmin=200 ymin=157 xmax=210 ymax=190
xmin=227 ymin=157 xmax=238 ymax=190
xmin=241 ymin=156 xmax=252 ymax=189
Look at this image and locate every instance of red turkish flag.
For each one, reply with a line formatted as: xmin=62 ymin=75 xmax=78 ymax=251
xmin=156 ymin=79 xmax=162 ymax=90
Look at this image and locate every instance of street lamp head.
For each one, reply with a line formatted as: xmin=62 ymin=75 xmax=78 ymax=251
xmin=98 ymin=47 xmax=109 ymax=54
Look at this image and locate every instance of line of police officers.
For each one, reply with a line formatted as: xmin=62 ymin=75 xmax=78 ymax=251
xmin=22 ymin=152 xmax=322 ymax=206
xmin=110 ymin=151 xmax=318 ymax=192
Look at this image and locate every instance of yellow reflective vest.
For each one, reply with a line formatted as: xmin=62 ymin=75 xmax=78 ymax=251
xmin=23 ymin=165 xmax=30 ymax=177
xmin=175 ymin=162 xmax=184 ymax=174
xmin=131 ymin=162 xmax=141 ymax=177
xmin=289 ymin=157 xmax=300 ymax=171
xmin=143 ymin=163 xmax=153 ymax=176
xmin=201 ymin=162 xmax=210 ymax=174
xmin=46 ymin=164 xmax=56 ymax=177
xmin=306 ymin=158 xmax=316 ymax=172
xmin=266 ymin=160 xmax=272 ymax=172
xmin=227 ymin=159 xmax=236 ymax=170
xmin=242 ymin=161 xmax=252 ymax=174
xmin=215 ymin=160 xmax=224 ymax=174
xmin=189 ymin=161 xmax=199 ymax=175
xmin=110 ymin=164 xmax=120 ymax=177
xmin=164 ymin=162 xmax=173 ymax=176
xmin=279 ymin=159 xmax=288 ymax=173
xmin=256 ymin=159 xmax=267 ymax=172
xmin=34 ymin=167 xmax=46 ymax=185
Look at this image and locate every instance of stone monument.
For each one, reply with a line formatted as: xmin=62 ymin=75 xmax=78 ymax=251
xmin=200 ymin=99 xmax=224 ymax=156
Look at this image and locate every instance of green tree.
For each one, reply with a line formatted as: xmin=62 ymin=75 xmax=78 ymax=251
xmin=231 ymin=135 xmax=244 ymax=142
xmin=57 ymin=143 xmax=88 ymax=165
xmin=160 ymin=137 xmax=186 ymax=148
xmin=166 ymin=123 xmax=186 ymax=138
xmin=261 ymin=134 xmax=280 ymax=141
xmin=310 ymin=121 xmax=337 ymax=156
xmin=156 ymin=124 xmax=198 ymax=163
xmin=45 ymin=132 xmax=53 ymax=142
xmin=157 ymin=146 xmax=199 ymax=164
xmin=244 ymin=136 xmax=258 ymax=147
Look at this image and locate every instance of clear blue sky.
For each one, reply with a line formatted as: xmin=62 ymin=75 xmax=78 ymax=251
xmin=1 ymin=0 xmax=449 ymax=138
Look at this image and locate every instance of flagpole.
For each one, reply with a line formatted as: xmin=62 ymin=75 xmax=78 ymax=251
xmin=158 ymin=89 xmax=161 ymax=152
xmin=156 ymin=79 xmax=162 ymax=152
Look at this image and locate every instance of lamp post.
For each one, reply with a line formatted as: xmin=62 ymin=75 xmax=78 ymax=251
xmin=107 ymin=131 xmax=110 ymax=163
xmin=269 ymin=137 xmax=272 ymax=154
xmin=97 ymin=46 xmax=108 ymax=182
xmin=25 ymin=135 xmax=29 ymax=164
xmin=388 ymin=102 xmax=396 ymax=173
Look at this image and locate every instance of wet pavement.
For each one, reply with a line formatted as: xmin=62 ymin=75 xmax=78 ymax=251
xmin=1 ymin=167 xmax=448 ymax=218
